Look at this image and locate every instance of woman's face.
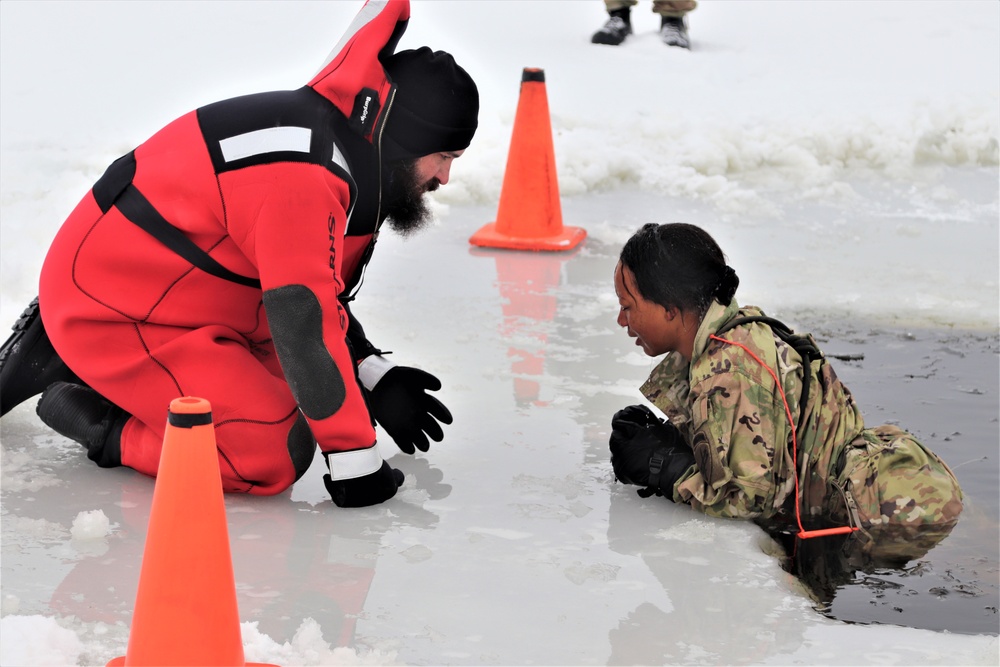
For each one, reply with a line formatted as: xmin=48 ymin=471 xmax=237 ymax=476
xmin=614 ymin=261 xmax=677 ymax=357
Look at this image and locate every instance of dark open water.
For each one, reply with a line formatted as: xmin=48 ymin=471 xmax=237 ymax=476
xmin=767 ymin=318 xmax=999 ymax=635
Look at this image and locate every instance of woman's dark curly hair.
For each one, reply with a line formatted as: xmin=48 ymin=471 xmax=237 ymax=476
xmin=619 ymin=223 xmax=739 ymax=317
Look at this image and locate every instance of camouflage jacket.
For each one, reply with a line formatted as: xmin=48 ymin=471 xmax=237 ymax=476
xmin=640 ymin=300 xmax=866 ymax=521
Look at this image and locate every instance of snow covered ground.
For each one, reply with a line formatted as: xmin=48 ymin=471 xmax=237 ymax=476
xmin=1 ymin=1 xmax=997 ymax=664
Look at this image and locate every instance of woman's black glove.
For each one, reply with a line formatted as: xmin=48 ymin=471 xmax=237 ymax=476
xmin=369 ymin=366 xmax=453 ymax=454
xmin=324 ymin=461 xmax=404 ymax=508
xmin=609 ymin=404 xmax=695 ymax=499
xmin=611 ymin=404 xmax=663 ymax=432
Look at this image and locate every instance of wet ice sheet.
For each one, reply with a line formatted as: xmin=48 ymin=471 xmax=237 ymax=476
xmin=1 ymin=0 xmax=998 ymax=662
xmin=2 ymin=196 xmax=997 ymax=664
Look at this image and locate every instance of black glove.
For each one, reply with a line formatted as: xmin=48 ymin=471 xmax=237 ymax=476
xmin=324 ymin=461 xmax=404 ymax=508
xmin=610 ymin=404 xmax=663 ymax=444
xmin=609 ymin=405 xmax=694 ymax=499
xmin=369 ymin=366 xmax=453 ymax=454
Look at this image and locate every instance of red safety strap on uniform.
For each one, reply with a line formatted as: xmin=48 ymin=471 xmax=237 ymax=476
xmin=709 ymin=335 xmax=858 ymax=539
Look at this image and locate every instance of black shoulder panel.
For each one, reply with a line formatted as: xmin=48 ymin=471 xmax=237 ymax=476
xmin=196 ymin=86 xmax=381 ymax=239
xmin=198 ymin=87 xmax=347 ymax=176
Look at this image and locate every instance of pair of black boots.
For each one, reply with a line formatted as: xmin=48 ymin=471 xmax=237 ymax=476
xmin=0 ymin=298 xmax=125 ymax=467
xmin=591 ymin=7 xmax=691 ymax=49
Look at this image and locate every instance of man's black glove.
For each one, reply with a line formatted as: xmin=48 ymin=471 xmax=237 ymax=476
xmin=368 ymin=365 xmax=453 ymax=454
xmin=609 ymin=404 xmax=695 ymax=499
xmin=324 ymin=461 xmax=404 ymax=508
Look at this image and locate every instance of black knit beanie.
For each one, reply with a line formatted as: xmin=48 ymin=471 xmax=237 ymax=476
xmin=381 ymin=47 xmax=479 ymax=161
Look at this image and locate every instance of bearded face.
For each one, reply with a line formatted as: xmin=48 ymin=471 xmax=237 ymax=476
xmin=383 ymin=158 xmax=439 ymax=237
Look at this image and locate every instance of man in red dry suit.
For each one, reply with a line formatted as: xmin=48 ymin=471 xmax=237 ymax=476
xmin=0 ymin=0 xmax=478 ymax=508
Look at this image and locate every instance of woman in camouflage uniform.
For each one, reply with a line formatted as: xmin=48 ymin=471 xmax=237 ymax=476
xmin=609 ymin=222 xmax=963 ymax=538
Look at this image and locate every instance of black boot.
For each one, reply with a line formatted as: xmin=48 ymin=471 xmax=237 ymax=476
xmin=660 ymin=16 xmax=690 ymax=49
xmin=36 ymin=382 xmax=127 ymax=468
xmin=0 ymin=297 xmax=84 ymax=417
xmin=591 ymin=7 xmax=632 ymax=46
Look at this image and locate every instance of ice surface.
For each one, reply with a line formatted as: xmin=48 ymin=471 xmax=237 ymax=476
xmin=1 ymin=1 xmax=997 ymax=664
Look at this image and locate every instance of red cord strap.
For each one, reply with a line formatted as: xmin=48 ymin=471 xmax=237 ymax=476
xmin=709 ymin=335 xmax=858 ymax=539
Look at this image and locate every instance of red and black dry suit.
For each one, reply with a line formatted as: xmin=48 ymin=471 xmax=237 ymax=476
xmin=39 ymin=0 xmax=411 ymax=494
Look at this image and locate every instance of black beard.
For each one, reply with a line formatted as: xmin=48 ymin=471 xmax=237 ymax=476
xmin=383 ymin=159 xmax=438 ymax=237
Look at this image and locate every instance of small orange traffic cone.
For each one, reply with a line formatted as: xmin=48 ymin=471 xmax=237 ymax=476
xmin=107 ymin=397 xmax=277 ymax=667
xmin=470 ymin=68 xmax=586 ymax=251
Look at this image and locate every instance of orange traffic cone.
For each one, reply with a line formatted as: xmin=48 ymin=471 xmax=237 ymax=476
xmin=107 ymin=397 xmax=277 ymax=667
xmin=470 ymin=68 xmax=586 ymax=251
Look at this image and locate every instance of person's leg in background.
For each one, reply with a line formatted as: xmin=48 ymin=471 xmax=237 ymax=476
xmin=653 ymin=0 xmax=698 ymax=49
xmin=591 ymin=0 xmax=637 ymax=46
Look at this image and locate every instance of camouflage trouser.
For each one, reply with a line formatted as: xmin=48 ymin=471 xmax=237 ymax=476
xmin=603 ymin=0 xmax=698 ymax=18
xmin=829 ymin=424 xmax=964 ymax=533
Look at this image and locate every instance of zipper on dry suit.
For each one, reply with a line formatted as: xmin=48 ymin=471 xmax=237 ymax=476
xmin=344 ymin=84 xmax=397 ymax=302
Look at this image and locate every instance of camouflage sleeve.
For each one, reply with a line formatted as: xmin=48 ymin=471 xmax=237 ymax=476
xmin=671 ymin=366 xmax=793 ymax=520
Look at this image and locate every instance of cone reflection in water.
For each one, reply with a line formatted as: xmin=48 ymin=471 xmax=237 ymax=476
xmin=107 ymin=396 xmax=277 ymax=667
xmin=473 ymin=247 xmax=577 ymax=407
xmin=499 ymin=253 xmax=557 ymax=406
xmin=470 ymin=68 xmax=586 ymax=251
